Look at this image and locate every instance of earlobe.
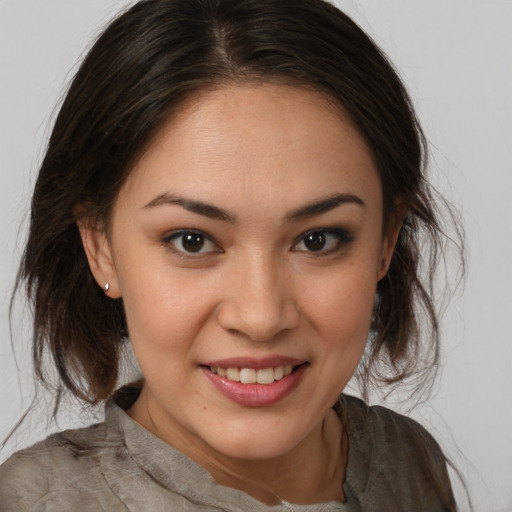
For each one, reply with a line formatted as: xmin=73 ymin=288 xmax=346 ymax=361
xmin=76 ymin=216 xmax=121 ymax=298
xmin=377 ymin=232 xmax=398 ymax=281
xmin=377 ymin=201 xmax=406 ymax=281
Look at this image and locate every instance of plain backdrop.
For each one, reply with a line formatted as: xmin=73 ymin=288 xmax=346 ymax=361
xmin=0 ymin=1 xmax=511 ymax=511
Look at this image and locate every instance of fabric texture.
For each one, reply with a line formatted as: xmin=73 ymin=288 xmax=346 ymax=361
xmin=0 ymin=395 xmax=453 ymax=511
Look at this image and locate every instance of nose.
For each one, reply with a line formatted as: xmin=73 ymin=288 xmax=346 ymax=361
xmin=216 ymin=255 xmax=300 ymax=342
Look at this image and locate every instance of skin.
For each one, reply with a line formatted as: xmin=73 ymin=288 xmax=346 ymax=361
xmin=79 ymin=84 xmax=401 ymax=505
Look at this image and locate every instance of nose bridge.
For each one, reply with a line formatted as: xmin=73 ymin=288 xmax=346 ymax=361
xmin=217 ymin=250 xmax=299 ymax=341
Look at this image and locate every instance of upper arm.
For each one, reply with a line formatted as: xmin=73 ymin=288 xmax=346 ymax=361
xmin=0 ymin=450 xmax=51 ymax=511
xmin=375 ymin=405 xmax=457 ymax=509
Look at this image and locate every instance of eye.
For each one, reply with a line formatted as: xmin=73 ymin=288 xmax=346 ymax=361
xmin=164 ymin=230 xmax=219 ymax=254
xmin=292 ymin=229 xmax=353 ymax=253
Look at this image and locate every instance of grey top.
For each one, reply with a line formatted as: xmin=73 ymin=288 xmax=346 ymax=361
xmin=0 ymin=395 xmax=454 ymax=511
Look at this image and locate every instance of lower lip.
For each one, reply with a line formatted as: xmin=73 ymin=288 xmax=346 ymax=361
xmin=201 ymin=364 xmax=307 ymax=407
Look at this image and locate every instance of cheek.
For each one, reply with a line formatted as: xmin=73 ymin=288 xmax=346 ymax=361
xmin=311 ymin=271 xmax=377 ymax=391
xmin=303 ymin=260 xmax=378 ymax=341
xmin=117 ymin=256 xmax=218 ymax=361
xmin=122 ymin=282 xmax=212 ymax=397
xmin=289 ymin=266 xmax=377 ymax=409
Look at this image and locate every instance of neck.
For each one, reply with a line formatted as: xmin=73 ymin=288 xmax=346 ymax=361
xmin=128 ymin=388 xmax=347 ymax=505
xmin=202 ymin=409 xmax=347 ymax=505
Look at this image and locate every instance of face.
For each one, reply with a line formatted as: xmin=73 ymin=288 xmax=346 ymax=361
xmin=82 ymin=84 xmax=397 ymax=465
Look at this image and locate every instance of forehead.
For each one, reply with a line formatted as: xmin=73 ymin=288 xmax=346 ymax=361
xmin=116 ymin=84 xmax=381 ymax=216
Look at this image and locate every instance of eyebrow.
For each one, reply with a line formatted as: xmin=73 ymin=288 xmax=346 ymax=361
xmin=285 ymin=193 xmax=365 ymax=222
xmin=144 ymin=193 xmax=235 ymax=222
xmin=143 ymin=192 xmax=364 ymax=223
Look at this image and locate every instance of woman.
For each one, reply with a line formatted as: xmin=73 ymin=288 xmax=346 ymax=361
xmin=0 ymin=0 xmax=462 ymax=510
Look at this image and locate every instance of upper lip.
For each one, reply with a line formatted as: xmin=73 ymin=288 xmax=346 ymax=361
xmin=202 ymin=356 xmax=307 ymax=369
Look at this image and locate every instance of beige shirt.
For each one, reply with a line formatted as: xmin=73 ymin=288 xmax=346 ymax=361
xmin=0 ymin=395 xmax=454 ymax=511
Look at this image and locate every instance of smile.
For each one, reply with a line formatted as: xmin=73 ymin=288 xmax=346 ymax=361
xmin=208 ymin=365 xmax=294 ymax=385
xmin=201 ymin=361 xmax=308 ymax=407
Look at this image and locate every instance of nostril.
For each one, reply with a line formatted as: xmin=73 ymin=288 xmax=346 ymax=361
xmin=216 ymin=297 xmax=300 ymax=342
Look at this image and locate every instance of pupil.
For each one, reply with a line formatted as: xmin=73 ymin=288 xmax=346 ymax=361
xmin=182 ymin=233 xmax=204 ymax=252
xmin=305 ymin=232 xmax=325 ymax=251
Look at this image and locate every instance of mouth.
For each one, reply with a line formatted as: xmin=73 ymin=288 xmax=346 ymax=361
xmin=200 ymin=361 xmax=309 ymax=407
xmin=206 ymin=364 xmax=302 ymax=385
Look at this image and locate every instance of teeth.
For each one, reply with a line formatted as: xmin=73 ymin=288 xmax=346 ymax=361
xmin=257 ymin=368 xmax=275 ymax=385
xmin=210 ymin=365 xmax=298 ymax=384
xmin=240 ymin=368 xmax=256 ymax=384
xmin=274 ymin=366 xmax=284 ymax=380
xmin=226 ymin=368 xmax=240 ymax=382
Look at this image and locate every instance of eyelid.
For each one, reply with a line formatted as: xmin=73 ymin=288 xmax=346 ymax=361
xmin=161 ymin=227 xmax=352 ymax=257
xmin=162 ymin=229 xmax=222 ymax=256
xmin=291 ymin=227 xmax=354 ymax=253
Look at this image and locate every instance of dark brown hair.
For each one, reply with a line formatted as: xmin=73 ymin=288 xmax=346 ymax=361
xmin=18 ymin=0 xmax=461 ymax=448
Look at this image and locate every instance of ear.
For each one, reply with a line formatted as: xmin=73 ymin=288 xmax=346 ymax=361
xmin=76 ymin=212 xmax=121 ymax=298
xmin=377 ymin=200 xmax=406 ymax=281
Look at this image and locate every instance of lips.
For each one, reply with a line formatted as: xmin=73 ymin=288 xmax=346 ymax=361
xmin=201 ymin=358 xmax=308 ymax=407
xmin=209 ymin=365 xmax=293 ymax=385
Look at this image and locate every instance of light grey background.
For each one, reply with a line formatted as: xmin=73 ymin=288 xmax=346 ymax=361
xmin=1 ymin=1 xmax=511 ymax=510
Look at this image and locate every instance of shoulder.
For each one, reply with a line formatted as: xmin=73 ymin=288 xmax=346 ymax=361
xmin=343 ymin=394 xmax=444 ymax=452
xmin=0 ymin=422 xmax=119 ymax=511
xmin=342 ymin=395 xmax=456 ymax=511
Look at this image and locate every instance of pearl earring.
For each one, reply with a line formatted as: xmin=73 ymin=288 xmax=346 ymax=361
xmin=103 ymin=283 xmax=110 ymax=292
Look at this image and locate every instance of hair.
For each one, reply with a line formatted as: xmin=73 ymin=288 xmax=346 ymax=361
xmin=12 ymin=0 xmax=463 ymax=505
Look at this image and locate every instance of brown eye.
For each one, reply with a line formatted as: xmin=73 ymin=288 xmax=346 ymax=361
xmin=166 ymin=230 xmax=218 ymax=254
xmin=293 ymin=228 xmax=353 ymax=254
xmin=182 ymin=233 xmax=205 ymax=252
xmin=304 ymin=232 xmax=326 ymax=251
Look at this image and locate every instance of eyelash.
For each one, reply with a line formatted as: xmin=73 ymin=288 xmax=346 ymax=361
xmin=162 ymin=229 xmax=221 ymax=257
xmin=162 ymin=227 xmax=353 ymax=257
xmin=291 ymin=228 xmax=354 ymax=254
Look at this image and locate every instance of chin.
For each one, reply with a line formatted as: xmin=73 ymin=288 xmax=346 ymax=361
xmin=212 ymin=435 xmax=297 ymax=461
xmin=196 ymin=414 xmax=316 ymax=462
